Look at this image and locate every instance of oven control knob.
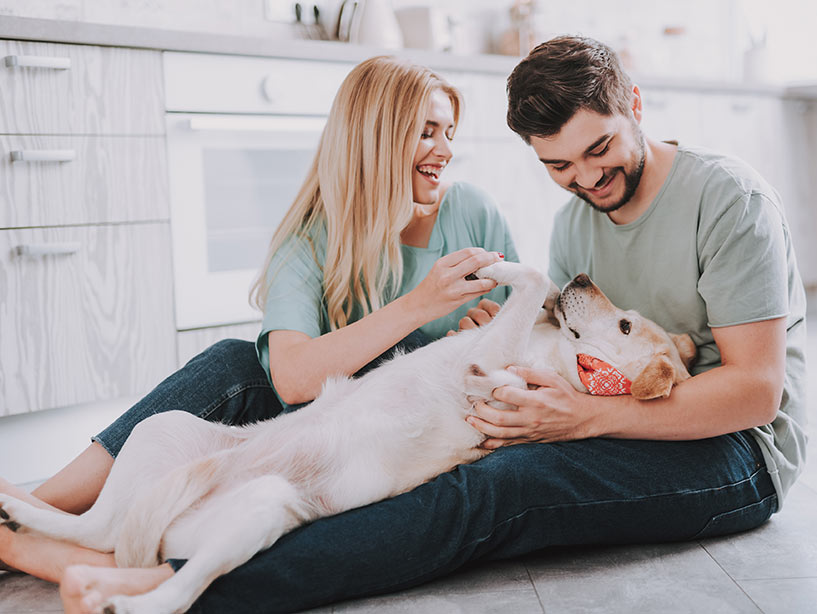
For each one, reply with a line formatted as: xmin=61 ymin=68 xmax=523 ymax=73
xmin=261 ymin=76 xmax=276 ymax=103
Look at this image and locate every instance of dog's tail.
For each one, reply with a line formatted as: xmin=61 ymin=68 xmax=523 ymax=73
xmin=114 ymin=454 xmax=229 ymax=568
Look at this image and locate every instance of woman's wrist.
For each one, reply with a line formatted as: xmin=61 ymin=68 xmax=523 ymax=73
xmin=395 ymin=288 xmax=433 ymax=331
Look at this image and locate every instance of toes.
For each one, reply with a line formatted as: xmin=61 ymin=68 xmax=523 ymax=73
xmin=2 ymin=521 xmax=20 ymax=532
xmin=0 ymin=507 xmax=8 ymax=520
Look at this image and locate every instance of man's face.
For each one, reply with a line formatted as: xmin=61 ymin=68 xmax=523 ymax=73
xmin=530 ymin=109 xmax=646 ymax=214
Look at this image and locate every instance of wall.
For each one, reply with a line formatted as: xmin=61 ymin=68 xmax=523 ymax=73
xmin=2 ymin=1 xmax=815 ymax=83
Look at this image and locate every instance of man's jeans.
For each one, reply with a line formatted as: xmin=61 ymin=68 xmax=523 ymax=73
xmin=94 ymin=339 xmax=777 ymax=613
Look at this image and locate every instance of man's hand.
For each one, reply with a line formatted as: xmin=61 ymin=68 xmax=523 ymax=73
xmin=466 ymin=366 xmax=596 ymax=449
xmin=446 ymin=299 xmax=501 ymax=337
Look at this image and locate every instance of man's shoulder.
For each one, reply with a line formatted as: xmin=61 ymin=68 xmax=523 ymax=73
xmin=675 ymin=144 xmax=777 ymax=199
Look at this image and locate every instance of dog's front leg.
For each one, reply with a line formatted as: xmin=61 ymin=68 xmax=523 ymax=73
xmin=471 ymin=262 xmax=554 ymax=369
xmin=460 ymin=262 xmax=554 ymax=410
xmin=101 ymin=474 xmax=311 ymax=614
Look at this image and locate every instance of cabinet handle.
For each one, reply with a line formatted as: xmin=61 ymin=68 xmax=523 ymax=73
xmin=15 ymin=243 xmax=82 ymax=257
xmin=4 ymin=55 xmax=71 ymax=70
xmin=10 ymin=150 xmax=76 ymax=163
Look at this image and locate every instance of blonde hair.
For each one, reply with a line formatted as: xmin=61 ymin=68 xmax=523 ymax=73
xmin=250 ymin=56 xmax=463 ymax=331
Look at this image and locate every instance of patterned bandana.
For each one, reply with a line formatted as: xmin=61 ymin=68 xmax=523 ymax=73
xmin=576 ymin=354 xmax=632 ymax=396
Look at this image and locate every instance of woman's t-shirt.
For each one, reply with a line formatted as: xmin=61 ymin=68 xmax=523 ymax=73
xmin=255 ymin=181 xmax=518 ymax=393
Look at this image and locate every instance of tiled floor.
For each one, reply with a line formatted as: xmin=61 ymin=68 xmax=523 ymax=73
xmin=2 ymin=323 xmax=815 ymax=614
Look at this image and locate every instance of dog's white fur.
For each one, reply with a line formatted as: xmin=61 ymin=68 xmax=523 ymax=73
xmin=0 ymin=262 xmax=695 ymax=614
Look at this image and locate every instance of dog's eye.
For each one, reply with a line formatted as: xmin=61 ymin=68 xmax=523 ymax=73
xmin=619 ymin=319 xmax=631 ymax=335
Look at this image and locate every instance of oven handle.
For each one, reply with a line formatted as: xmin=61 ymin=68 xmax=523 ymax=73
xmin=184 ymin=116 xmax=326 ymax=133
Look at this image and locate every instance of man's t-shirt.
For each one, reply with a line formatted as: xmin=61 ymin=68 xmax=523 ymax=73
xmin=256 ymin=181 xmax=519 ymax=408
xmin=549 ymin=144 xmax=807 ymax=506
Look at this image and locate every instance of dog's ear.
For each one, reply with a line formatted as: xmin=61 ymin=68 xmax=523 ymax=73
xmin=670 ymin=333 xmax=697 ymax=370
xmin=631 ymin=354 xmax=676 ymax=400
xmin=541 ymin=279 xmax=561 ymax=326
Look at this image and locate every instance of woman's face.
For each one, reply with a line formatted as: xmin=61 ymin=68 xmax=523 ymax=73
xmin=412 ymin=89 xmax=455 ymax=205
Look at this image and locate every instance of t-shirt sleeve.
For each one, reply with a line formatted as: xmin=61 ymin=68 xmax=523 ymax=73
xmin=697 ymin=192 xmax=789 ymax=327
xmin=255 ymin=233 xmax=325 ymax=380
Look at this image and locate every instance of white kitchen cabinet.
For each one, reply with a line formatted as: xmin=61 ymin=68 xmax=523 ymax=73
xmin=0 ymin=40 xmax=175 ymax=416
xmin=640 ymin=88 xmax=704 ymax=145
xmin=0 ymin=40 xmax=163 ymax=135
xmin=0 ymin=134 xmax=168 ymax=227
xmin=0 ymin=223 xmax=176 ymax=416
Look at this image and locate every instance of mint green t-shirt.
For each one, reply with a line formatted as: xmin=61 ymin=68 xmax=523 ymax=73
xmin=548 ymin=144 xmax=808 ymax=506
xmin=256 ymin=182 xmax=519 ymax=403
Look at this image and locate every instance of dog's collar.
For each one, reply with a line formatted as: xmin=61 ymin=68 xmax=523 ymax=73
xmin=576 ymin=354 xmax=632 ymax=396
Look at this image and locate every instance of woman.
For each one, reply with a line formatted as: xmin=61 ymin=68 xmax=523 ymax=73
xmin=0 ymin=56 xmax=518 ymax=611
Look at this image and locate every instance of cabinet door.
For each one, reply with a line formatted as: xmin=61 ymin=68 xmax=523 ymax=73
xmin=0 ymin=223 xmax=176 ymax=415
xmin=639 ymin=88 xmax=704 ymax=145
xmin=0 ymin=135 xmax=169 ymax=227
xmin=0 ymin=40 xmax=163 ymax=135
xmin=177 ymin=322 xmax=261 ymax=369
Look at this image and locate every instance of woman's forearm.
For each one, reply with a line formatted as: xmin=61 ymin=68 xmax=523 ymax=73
xmin=269 ymin=292 xmax=429 ymax=404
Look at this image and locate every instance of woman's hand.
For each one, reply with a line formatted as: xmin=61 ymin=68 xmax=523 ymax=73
xmin=408 ymin=248 xmax=502 ymax=323
xmin=466 ymin=366 xmax=597 ymax=449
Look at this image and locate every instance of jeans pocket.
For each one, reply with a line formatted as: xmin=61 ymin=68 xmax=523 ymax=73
xmin=692 ymin=493 xmax=778 ymax=540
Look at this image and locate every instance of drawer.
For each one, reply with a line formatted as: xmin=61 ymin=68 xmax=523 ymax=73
xmin=0 ymin=40 xmax=164 ymax=135
xmin=164 ymin=51 xmax=354 ymax=115
xmin=0 ymin=223 xmax=177 ymax=415
xmin=0 ymin=134 xmax=169 ymax=227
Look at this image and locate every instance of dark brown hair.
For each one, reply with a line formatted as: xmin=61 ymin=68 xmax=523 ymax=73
xmin=506 ymin=36 xmax=634 ymax=143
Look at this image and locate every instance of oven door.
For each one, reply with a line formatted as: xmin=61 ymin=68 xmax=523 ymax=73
xmin=166 ymin=112 xmax=325 ymax=330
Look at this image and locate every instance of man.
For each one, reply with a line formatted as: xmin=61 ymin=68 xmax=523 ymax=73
xmin=57 ymin=36 xmax=807 ymax=613
xmin=466 ymin=36 xmax=806 ymax=513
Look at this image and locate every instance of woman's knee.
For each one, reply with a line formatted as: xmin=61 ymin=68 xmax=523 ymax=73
xmin=191 ymin=339 xmax=268 ymax=382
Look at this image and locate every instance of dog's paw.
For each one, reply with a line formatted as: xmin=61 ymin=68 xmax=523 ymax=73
xmin=474 ymin=262 xmax=549 ymax=293
xmin=101 ymin=596 xmax=134 ymax=614
xmin=464 ymin=364 xmax=526 ymax=410
xmin=0 ymin=496 xmax=22 ymax=533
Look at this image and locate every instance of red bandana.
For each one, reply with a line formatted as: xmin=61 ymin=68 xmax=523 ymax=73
xmin=576 ymin=354 xmax=632 ymax=396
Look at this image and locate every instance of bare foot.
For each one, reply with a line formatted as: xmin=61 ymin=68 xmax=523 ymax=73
xmin=60 ymin=564 xmax=174 ymax=614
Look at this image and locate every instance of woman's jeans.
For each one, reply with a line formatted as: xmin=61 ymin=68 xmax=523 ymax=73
xmin=94 ymin=339 xmax=778 ymax=614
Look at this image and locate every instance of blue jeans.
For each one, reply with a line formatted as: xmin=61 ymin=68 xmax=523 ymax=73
xmin=95 ymin=339 xmax=777 ymax=614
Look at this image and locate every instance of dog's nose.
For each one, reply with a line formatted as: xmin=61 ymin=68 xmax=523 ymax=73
xmin=572 ymin=273 xmax=592 ymax=288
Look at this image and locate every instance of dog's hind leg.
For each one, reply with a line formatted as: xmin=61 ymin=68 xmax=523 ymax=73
xmin=100 ymin=474 xmax=310 ymax=614
xmin=0 ymin=493 xmax=120 ymax=553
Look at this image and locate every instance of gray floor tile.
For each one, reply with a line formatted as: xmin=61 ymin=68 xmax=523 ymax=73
xmin=331 ymin=560 xmax=542 ymax=613
xmin=399 ymin=559 xmax=533 ymax=596
xmin=701 ymin=481 xmax=817 ymax=581
xmin=524 ymin=542 xmax=762 ymax=613
xmin=0 ymin=573 xmax=62 ymax=613
xmin=738 ymin=577 xmax=817 ymax=614
xmin=332 ymin=586 xmax=543 ymax=614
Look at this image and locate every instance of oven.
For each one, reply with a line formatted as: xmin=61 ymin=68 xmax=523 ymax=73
xmin=163 ymin=52 xmax=354 ymax=329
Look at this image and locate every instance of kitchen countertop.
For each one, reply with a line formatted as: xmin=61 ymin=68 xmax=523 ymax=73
xmin=1 ymin=15 xmax=816 ymax=99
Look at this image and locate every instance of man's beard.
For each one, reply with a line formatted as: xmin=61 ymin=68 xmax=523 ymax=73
xmin=572 ymin=129 xmax=646 ymax=214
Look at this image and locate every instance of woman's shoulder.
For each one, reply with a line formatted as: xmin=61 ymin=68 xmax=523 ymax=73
xmin=442 ymin=181 xmax=501 ymax=221
xmin=273 ymin=220 xmax=328 ymax=266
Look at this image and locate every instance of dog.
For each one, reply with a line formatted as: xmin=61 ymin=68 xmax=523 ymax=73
xmin=0 ymin=262 xmax=696 ymax=614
